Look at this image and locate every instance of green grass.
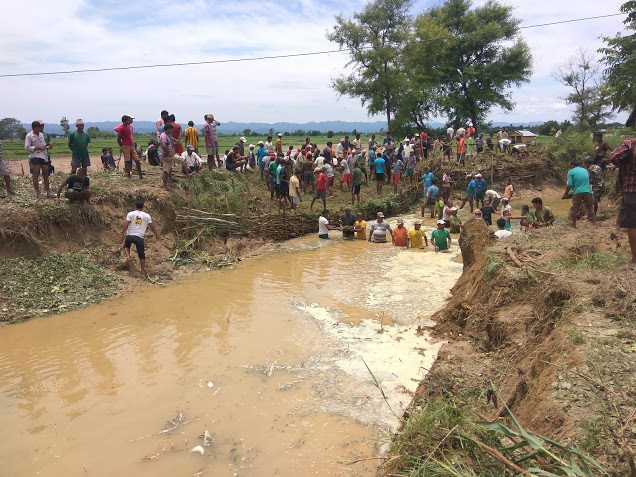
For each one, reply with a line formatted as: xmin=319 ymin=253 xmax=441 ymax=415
xmin=552 ymin=251 xmax=625 ymax=271
xmin=485 ymin=254 xmax=505 ymax=277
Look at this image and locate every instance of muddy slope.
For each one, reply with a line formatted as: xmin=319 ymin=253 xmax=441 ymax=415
xmin=382 ymin=219 xmax=635 ymax=475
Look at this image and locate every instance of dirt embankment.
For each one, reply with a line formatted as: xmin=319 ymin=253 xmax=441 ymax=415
xmin=382 ymin=218 xmax=635 ymax=476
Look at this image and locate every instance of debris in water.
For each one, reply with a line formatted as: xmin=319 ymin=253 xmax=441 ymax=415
xmin=206 ymin=381 xmax=214 ymax=388
xmin=190 ymin=445 xmax=205 ymax=455
xmin=160 ymin=411 xmax=190 ymax=434
xmin=198 ymin=429 xmax=215 ymax=447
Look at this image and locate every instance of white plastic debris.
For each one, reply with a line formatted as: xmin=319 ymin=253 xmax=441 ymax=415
xmin=190 ymin=445 xmax=205 ymax=455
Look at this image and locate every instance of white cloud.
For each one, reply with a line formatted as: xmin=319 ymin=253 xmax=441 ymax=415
xmin=0 ymin=0 xmax=629 ymax=125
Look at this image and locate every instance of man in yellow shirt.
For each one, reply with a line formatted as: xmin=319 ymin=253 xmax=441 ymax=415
xmin=184 ymin=121 xmax=199 ymax=153
xmin=407 ymin=219 xmax=429 ymax=248
xmin=353 ymin=213 xmax=367 ymax=240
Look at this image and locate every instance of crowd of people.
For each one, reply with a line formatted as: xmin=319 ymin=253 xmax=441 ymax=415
xmin=0 ymin=113 xmax=634 ymax=267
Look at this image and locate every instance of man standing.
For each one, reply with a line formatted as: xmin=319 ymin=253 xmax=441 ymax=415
xmin=55 ymin=167 xmax=91 ymax=204
xmin=431 ymin=220 xmax=452 ymax=252
xmin=584 ymin=157 xmax=604 ymax=214
xmin=593 ymin=132 xmax=612 ymax=170
xmin=368 ymin=212 xmax=394 ymax=243
xmin=393 ymin=219 xmax=408 ymax=247
xmin=68 ymin=119 xmax=91 ymax=173
xmin=374 ymin=153 xmax=386 ymax=194
xmin=311 ymin=167 xmax=327 ymax=211
xmin=474 ymin=173 xmax=487 ymax=208
xmin=156 ymin=110 xmax=170 ymax=142
xmin=114 ymin=115 xmax=142 ymax=179
xmin=341 ymin=207 xmax=356 ymax=239
xmin=608 ymin=138 xmax=636 ymax=264
xmin=289 ymin=170 xmax=301 ymax=210
xmin=25 ymin=120 xmax=54 ymax=198
xmin=160 ymin=123 xmax=177 ymax=190
xmin=354 ymin=213 xmax=367 ymax=240
xmin=407 ymin=220 xmax=428 ymax=249
xmin=185 ymin=121 xmax=199 ymax=153
xmin=0 ymin=140 xmax=17 ymax=197
xmin=121 ymin=199 xmax=161 ymax=275
xmin=563 ymin=160 xmax=596 ymax=228
xmin=275 ymin=133 xmax=283 ymax=154
xmin=460 ymin=174 xmax=477 ymax=212
xmin=318 ymin=209 xmax=341 ymax=239
xmin=352 ymin=162 xmax=363 ymax=205
xmin=203 ymin=113 xmax=221 ymax=169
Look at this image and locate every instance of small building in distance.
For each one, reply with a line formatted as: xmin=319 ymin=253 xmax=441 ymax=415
xmin=509 ymin=130 xmax=537 ymax=144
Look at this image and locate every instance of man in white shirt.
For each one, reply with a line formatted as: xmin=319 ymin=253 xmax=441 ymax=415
xmin=403 ymin=138 xmax=414 ymax=158
xmin=24 ymin=120 xmax=54 ymax=198
xmin=182 ymin=145 xmax=202 ymax=173
xmin=120 ymin=199 xmax=161 ymax=275
xmin=318 ymin=209 xmax=341 ymax=239
xmin=485 ymin=189 xmax=502 ymax=209
xmin=494 ymin=218 xmax=512 ymax=240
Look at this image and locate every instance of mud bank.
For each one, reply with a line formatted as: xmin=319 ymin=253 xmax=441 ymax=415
xmin=381 ymin=218 xmax=635 ymax=476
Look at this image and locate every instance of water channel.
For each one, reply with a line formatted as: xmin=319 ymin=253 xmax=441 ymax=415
xmin=0 ymin=215 xmax=463 ymax=477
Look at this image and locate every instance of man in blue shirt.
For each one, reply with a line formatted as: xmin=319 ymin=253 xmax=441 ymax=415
xmin=374 ymin=154 xmax=386 ymax=194
xmin=423 ymin=178 xmax=440 ymax=218
xmin=460 ymin=174 xmax=477 ymax=212
xmin=474 ymin=173 xmax=487 ymax=207
xmin=421 ymin=167 xmax=434 ymax=198
xmin=563 ymin=160 xmax=596 ymax=227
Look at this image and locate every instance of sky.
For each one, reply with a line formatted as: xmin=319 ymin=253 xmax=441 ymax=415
xmin=0 ymin=0 xmax=629 ymax=125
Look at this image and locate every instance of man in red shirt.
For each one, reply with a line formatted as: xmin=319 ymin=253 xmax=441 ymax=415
xmin=608 ymin=138 xmax=636 ymax=263
xmin=310 ymin=167 xmax=327 ymax=211
xmin=114 ymin=114 xmax=142 ymax=179
xmin=456 ymin=134 xmax=467 ymax=166
xmin=169 ymin=114 xmax=184 ymax=155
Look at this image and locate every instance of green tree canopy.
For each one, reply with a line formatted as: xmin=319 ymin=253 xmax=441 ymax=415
xmin=403 ymin=0 xmax=532 ymax=131
xmin=327 ymin=0 xmax=412 ymax=131
xmin=553 ymin=49 xmax=613 ymax=129
xmin=0 ymin=118 xmax=26 ymax=140
xmin=60 ymin=117 xmax=70 ymax=136
xmin=600 ymin=0 xmax=636 ymax=127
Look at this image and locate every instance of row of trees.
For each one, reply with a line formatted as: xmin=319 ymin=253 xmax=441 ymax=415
xmin=329 ymin=0 xmax=636 ymax=133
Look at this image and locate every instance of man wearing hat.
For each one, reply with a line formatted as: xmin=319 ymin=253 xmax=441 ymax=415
xmin=182 ymin=145 xmax=202 ymax=173
xmin=474 ymin=173 xmax=487 ymax=208
xmin=431 ymin=220 xmax=452 ymax=251
xmin=393 ymin=218 xmax=408 ymax=247
xmin=408 ymin=219 xmax=428 ymax=249
xmin=68 ymin=119 xmax=91 ymax=173
xmin=368 ymin=212 xmax=394 ymax=243
xmin=25 ymin=120 xmax=54 ymax=198
xmin=310 ymin=166 xmax=327 ymax=210
xmin=203 ymin=113 xmax=221 ymax=169
xmin=114 ymin=115 xmax=143 ymax=179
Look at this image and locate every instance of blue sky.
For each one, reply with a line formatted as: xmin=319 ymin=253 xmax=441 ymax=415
xmin=0 ymin=0 xmax=629 ymax=125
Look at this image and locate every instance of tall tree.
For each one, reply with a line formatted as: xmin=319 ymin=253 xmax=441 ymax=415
xmin=327 ymin=0 xmax=412 ymax=131
xmin=0 ymin=118 xmax=25 ymax=139
xmin=600 ymin=1 xmax=636 ymax=127
xmin=403 ymin=0 xmax=531 ymax=131
xmin=553 ymin=49 xmax=613 ymax=128
xmin=60 ymin=117 xmax=70 ymax=136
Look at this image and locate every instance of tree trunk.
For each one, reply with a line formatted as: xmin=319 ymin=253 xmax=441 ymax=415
xmin=626 ymin=106 xmax=636 ymax=128
xmin=385 ymin=108 xmax=392 ymax=133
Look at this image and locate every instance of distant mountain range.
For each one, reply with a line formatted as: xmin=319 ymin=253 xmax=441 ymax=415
xmin=26 ymin=120 xmax=546 ymax=135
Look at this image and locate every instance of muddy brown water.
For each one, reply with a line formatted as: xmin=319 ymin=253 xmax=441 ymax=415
xmin=0 ymin=215 xmax=463 ymax=477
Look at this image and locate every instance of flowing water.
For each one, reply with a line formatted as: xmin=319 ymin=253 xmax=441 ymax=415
xmin=0 ymin=216 xmax=463 ymax=477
